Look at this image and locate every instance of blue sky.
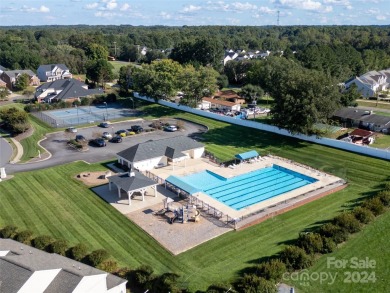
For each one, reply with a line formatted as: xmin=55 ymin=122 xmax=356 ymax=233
xmin=1 ymin=0 xmax=389 ymax=26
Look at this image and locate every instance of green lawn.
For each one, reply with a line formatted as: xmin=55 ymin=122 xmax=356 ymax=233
xmin=1 ymin=103 xmax=390 ymax=291
xmin=372 ymin=134 xmax=390 ymax=149
xmin=109 ymin=60 xmax=133 ymax=75
xmin=358 ymin=100 xmax=390 ymax=111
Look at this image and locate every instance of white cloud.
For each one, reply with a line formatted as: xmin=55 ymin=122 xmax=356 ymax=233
xmin=120 ymin=3 xmax=130 ymax=11
xmin=95 ymin=11 xmax=118 ymax=18
xmin=20 ymin=5 xmax=50 ymax=13
xmin=231 ymin=2 xmax=257 ymax=11
xmin=272 ymin=0 xmax=332 ymax=13
xmin=160 ymin=11 xmax=172 ymax=20
xmin=376 ymin=15 xmax=386 ymax=20
xmin=258 ymin=6 xmax=276 ymax=14
xmin=205 ymin=1 xmax=230 ymax=12
xmin=85 ymin=3 xmax=99 ymax=9
xmin=182 ymin=5 xmax=202 ymax=13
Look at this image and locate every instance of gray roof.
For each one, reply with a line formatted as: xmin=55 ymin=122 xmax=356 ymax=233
xmin=0 ymin=65 xmax=7 ymax=71
xmin=333 ymin=108 xmax=390 ymax=126
xmin=117 ymin=136 xmax=204 ymax=163
xmin=2 ymin=70 xmax=36 ymax=78
xmin=109 ymin=171 xmax=157 ymax=192
xmin=0 ymin=239 xmax=126 ymax=292
xmin=36 ymin=78 xmax=103 ymax=101
xmin=38 ymin=64 xmax=69 ymax=72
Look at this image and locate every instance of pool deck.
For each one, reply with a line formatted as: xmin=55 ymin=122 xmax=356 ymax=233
xmin=151 ymin=156 xmax=343 ymax=220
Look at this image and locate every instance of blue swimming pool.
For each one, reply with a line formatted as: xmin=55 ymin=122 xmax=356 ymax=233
xmin=166 ymin=165 xmax=317 ymax=210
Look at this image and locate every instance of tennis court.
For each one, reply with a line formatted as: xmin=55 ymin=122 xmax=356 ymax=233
xmin=35 ymin=104 xmax=140 ymax=127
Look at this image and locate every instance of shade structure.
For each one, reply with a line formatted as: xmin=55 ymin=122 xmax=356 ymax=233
xmin=235 ymin=150 xmax=259 ymax=161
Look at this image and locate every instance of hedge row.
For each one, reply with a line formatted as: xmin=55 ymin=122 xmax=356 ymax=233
xmin=202 ymin=185 xmax=390 ymax=293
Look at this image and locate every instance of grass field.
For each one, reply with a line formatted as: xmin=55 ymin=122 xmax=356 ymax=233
xmin=1 ymin=102 xmax=390 ymax=291
xmin=358 ymin=100 xmax=390 ymax=111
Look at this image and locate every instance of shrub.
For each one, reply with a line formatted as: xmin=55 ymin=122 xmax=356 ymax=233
xmin=134 ymin=264 xmax=154 ymax=287
xmin=14 ymin=230 xmax=34 ymax=245
xmin=362 ymin=197 xmax=385 ymax=216
xmin=321 ymin=236 xmax=336 ymax=253
xmin=48 ymin=239 xmax=69 ymax=256
xmin=69 ymin=243 xmax=89 ymax=261
xmin=32 ymin=235 xmax=55 ymax=250
xmin=115 ymin=267 xmax=132 ymax=280
xmin=318 ymin=223 xmax=349 ymax=244
xmin=377 ymin=190 xmax=390 ymax=206
xmin=151 ymin=272 xmax=182 ymax=293
xmin=333 ymin=212 xmax=362 ymax=234
xmin=352 ymin=207 xmax=375 ymax=224
xmin=86 ymin=249 xmax=110 ymax=267
xmin=256 ymin=259 xmax=287 ymax=281
xmin=0 ymin=225 xmax=18 ymax=238
xmin=235 ymin=274 xmax=277 ymax=293
xmin=97 ymin=260 xmax=119 ymax=273
xmin=279 ymin=246 xmax=313 ymax=271
xmin=296 ymin=232 xmax=324 ymax=254
xmin=383 ymin=182 xmax=390 ymax=191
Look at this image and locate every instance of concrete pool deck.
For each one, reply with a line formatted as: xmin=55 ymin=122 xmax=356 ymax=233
xmin=150 ymin=155 xmax=344 ymax=221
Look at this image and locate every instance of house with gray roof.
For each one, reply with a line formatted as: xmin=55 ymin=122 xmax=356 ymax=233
xmin=0 ymin=238 xmax=127 ymax=293
xmin=0 ymin=70 xmax=40 ymax=90
xmin=37 ymin=64 xmax=72 ymax=82
xmin=35 ymin=78 xmax=103 ymax=103
xmin=344 ymin=69 xmax=390 ymax=98
xmin=116 ymin=136 xmax=205 ymax=171
xmin=333 ymin=107 xmax=390 ymax=132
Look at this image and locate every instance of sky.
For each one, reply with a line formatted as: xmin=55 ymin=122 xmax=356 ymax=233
xmin=0 ymin=0 xmax=389 ymax=26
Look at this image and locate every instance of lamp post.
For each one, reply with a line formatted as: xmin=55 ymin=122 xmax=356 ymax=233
xmin=103 ymin=102 xmax=108 ymax=121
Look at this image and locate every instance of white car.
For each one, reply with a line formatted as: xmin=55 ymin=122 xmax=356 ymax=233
xmin=102 ymin=132 xmax=112 ymax=139
xmin=164 ymin=125 xmax=178 ymax=132
xmin=66 ymin=127 xmax=77 ymax=133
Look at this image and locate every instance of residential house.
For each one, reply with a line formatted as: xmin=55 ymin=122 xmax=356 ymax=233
xmin=333 ymin=107 xmax=390 ymax=133
xmin=223 ymin=50 xmax=239 ymax=65
xmin=201 ymin=97 xmax=241 ymax=112
xmin=0 ymin=238 xmax=127 ymax=293
xmin=0 ymin=79 xmax=6 ymax=88
xmin=344 ymin=69 xmax=390 ymax=98
xmin=213 ymin=90 xmax=245 ymax=105
xmin=223 ymin=49 xmax=271 ymax=65
xmin=35 ymin=78 xmax=103 ymax=103
xmin=0 ymin=65 xmax=6 ymax=75
xmin=37 ymin=64 xmax=72 ymax=82
xmin=117 ymin=136 xmax=205 ymax=171
xmin=0 ymin=70 xmax=40 ymax=90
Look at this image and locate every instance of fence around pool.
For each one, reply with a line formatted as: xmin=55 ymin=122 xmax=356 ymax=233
xmin=32 ymin=105 xmax=140 ymax=127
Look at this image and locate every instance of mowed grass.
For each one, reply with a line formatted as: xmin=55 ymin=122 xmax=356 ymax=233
xmin=0 ymin=103 xmax=390 ymax=291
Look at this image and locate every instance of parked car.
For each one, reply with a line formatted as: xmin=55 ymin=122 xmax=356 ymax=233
xmin=75 ymin=135 xmax=86 ymax=142
xmin=130 ymin=125 xmax=144 ymax=133
xmin=110 ymin=136 xmax=123 ymax=143
xmin=66 ymin=127 xmax=77 ymax=133
xmin=102 ymin=132 xmax=112 ymax=139
xmin=99 ymin=122 xmax=109 ymax=128
xmin=164 ymin=125 xmax=177 ymax=132
xmin=115 ymin=129 xmax=128 ymax=137
xmin=90 ymin=138 xmax=106 ymax=147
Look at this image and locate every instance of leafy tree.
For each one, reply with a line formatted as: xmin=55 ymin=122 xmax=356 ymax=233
xmin=0 ymin=107 xmax=30 ymax=134
xmin=119 ymin=44 xmax=141 ymax=62
xmin=86 ymin=59 xmax=114 ymax=87
xmin=134 ymin=264 xmax=154 ymax=288
xmin=296 ymin=232 xmax=324 ymax=254
xmin=32 ymin=235 xmax=55 ymax=250
xmin=14 ymin=73 xmax=30 ymax=91
xmin=352 ymin=207 xmax=375 ymax=224
xmin=145 ymin=50 xmax=166 ymax=64
xmin=48 ymin=239 xmax=69 ymax=256
xmin=318 ymin=223 xmax=348 ymax=244
xmin=217 ymin=74 xmax=229 ymax=89
xmin=377 ymin=190 xmax=390 ymax=206
xmin=118 ymin=65 xmax=136 ymax=92
xmin=362 ymin=197 xmax=385 ymax=216
xmin=180 ymin=64 xmax=218 ymax=107
xmin=85 ymin=43 xmax=109 ymax=60
xmin=69 ymin=243 xmax=89 ymax=261
xmin=97 ymin=260 xmax=119 ymax=273
xmin=14 ymin=230 xmax=34 ymax=245
xmin=224 ymin=60 xmax=253 ymax=85
xmin=240 ymin=84 xmax=264 ymax=104
xmin=321 ymin=236 xmax=336 ymax=253
xmin=206 ymin=283 xmax=236 ymax=293
xmin=86 ymin=249 xmax=110 ymax=267
xmin=256 ymin=259 xmax=287 ymax=281
xmin=0 ymin=225 xmax=18 ymax=238
xmin=279 ymin=246 xmax=313 ymax=271
xmin=151 ymin=272 xmax=182 ymax=293
xmin=235 ymin=274 xmax=277 ymax=293
xmin=341 ymin=83 xmax=360 ymax=107
xmin=0 ymin=88 xmax=10 ymax=99
xmin=333 ymin=212 xmax=362 ymax=233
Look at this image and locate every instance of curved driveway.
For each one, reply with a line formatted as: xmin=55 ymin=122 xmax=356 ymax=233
xmin=0 ymin=137 xmax=13 ymax=168
xmin=5 ymin=119 xmax=207 ymax=174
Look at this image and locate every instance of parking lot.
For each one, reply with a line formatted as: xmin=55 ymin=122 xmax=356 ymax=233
xmin=6 ymin=119 xmax=207 ymax=174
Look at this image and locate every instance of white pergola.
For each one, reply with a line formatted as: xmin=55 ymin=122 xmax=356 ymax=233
xmin=108 ymin=172 xmax=158 ymax=206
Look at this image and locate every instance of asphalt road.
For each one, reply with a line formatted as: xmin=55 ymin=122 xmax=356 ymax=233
xmin=0 ymin=137 xmax=12 ymax=168
xmin=5 ymin=119 xmax=207 ymax=174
